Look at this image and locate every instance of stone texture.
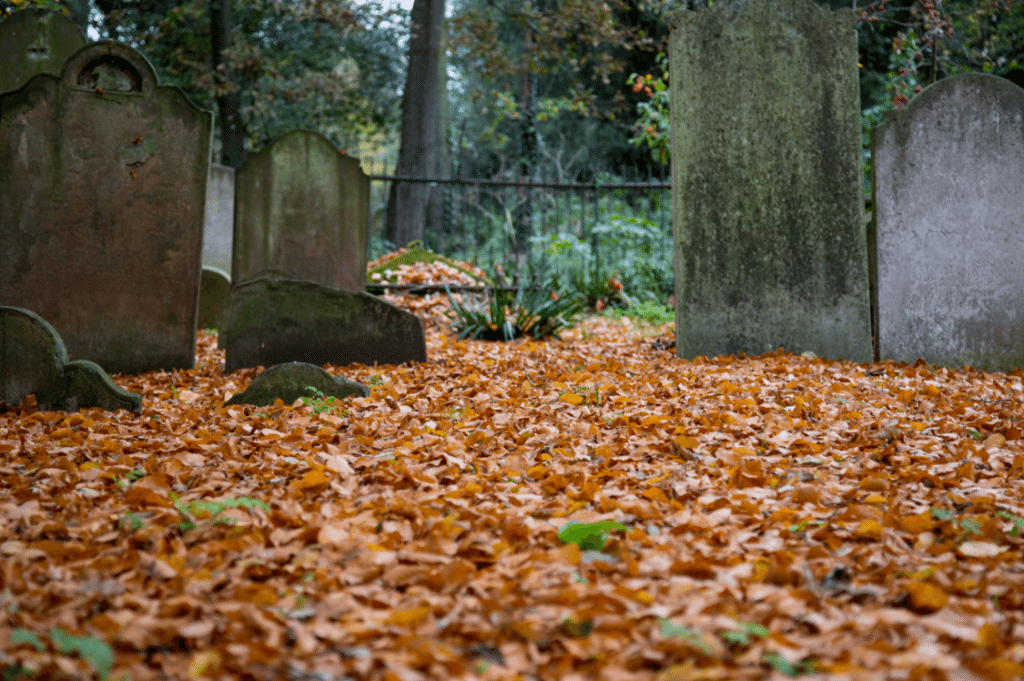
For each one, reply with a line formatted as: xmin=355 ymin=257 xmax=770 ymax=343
xmin=224 ymin=361 xmax=369 ymax=407
xmin=202 ymin=163 xmax=235 ymax=275
xmin=0 ymin=41 xmax=212 ymax=374
xmin=233 ymin=131 xmax=369 ymax=292
xmin=670 ymin=0 xmax=871 ymax=361
xmin=0 ymin=9 xmax=86 ymax=95
xmin=199 ymin=266 xmax=231 ymax=330
xmin=0 ymin=306 xmax=142 ymax=412
xmin=222 ymin=273 xmax=427 ymax=373
xmin=872 ymin=73 xmax=1024 ymax=370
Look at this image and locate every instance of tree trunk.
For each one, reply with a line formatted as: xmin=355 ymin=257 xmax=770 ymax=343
xmin=514 ymin=0 xmax=537 ymax=267
xmin=384 ymin=0 xmax=446 ymax=248
xmin=209 ymin=0 xmax=245 ymax=168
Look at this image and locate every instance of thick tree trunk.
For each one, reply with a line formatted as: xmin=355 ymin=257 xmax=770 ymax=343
xmin=384 ymin=0 xmax=446 ymax=248
xmin=209 ymin=0 xmax=245 ymax=168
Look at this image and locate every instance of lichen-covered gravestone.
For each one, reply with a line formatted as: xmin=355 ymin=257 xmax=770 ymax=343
xmin=0 ymin=41 xmax=212 ymax=375
xmin=0 ymin=9 xmax=86 ymax=95
xmin=224 ymin=362 xmax=369 ymax=407
xmin=222 ymin=273 xmax=426 ymax=373
xmin=872 ymin=74 xmax=1024 ymax=370
xmin=0 ymin=306 xmax=142 ymax=412
xmin=233 ymin=130 xmax=369 ymax=292
xmin=670 ymin=0 xmax=871 ymax=361
xmin=202 ymin=163 xmax=235 ymax=276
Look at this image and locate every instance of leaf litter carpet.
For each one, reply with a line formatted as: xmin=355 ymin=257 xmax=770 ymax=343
xmin=2 ymin=266 xmax=1024 ymax=680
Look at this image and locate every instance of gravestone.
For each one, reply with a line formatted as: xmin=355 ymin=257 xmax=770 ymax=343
xmin=0 ymin=9 xmax=86 ymax=95
xmin=224 ymin=362 xmax=369 ymax=407
xmin=0 ymin=306 xmax=142 ymax=412
xmin=222 ymin=273 xmax=426 ymax=373
xmin=233 ymin=130 xmax=369 ymax=292
xmin=872 ymin=73 xmax=1024 ymax=370
xmin=202 ymin=163 xmax=235 ymax=275
xmin=198 ymin=266 xmax=231 ymax=330
xmin=0 ymin=41 xmax=212 ymax=375
xmin=669 ymin=0 xmax=871 ymax=361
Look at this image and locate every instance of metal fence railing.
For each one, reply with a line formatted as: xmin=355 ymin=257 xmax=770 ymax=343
xmin=368 ymin=174 xmax=673 ymax=290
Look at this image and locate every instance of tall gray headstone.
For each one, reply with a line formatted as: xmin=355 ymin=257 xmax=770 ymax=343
xmin=0 ymin=9 xmax=86 ymax=95
xmin=202 ymin=163 xmax=235 ymax=275
xmin=0 ymin=42 xmax=212 ymax=374
xmin=872 ymin=74 xmax=1024 ymax=370
xmin=670 ymin=0 xmax=871 ymax=361
xmin=233 ymin=130 xmax=369 ymax=292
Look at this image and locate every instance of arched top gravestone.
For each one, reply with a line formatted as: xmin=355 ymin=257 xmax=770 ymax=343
xmin=872 ymin=73 xmax=1024 ymax=370
xmin=0 ymin=306 xmax=142 ymax=412
xmin=669 ymin=0 xmax=871 ymax=362
xmin=0 ymin=41 xmax=212 ymax=375
xmin=233 ymin=130 xmax=369 ymax=292
xmin=0 ymin=9 xmax=86 ymax=95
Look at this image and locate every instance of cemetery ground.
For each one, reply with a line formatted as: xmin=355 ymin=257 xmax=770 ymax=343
xmin=2 ymin=263 xmax=1024 ymax=681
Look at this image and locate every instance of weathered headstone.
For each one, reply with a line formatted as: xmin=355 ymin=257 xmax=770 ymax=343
xmin=669 ymin=0 xmax=871 ymax=361
xmin=224 ymin=362 xmax=369 ymax=407
xmin=872 ymin=73 xmax=1024 ymax=370
xmin=233 ymin=131 xmax=369 ymax=292
xmin=202 ymin=163 xmax=235 ymax=275
xmin=198 ymin=266 xmax=231 ymax=330
xmin=222 ymin=273 xmax=427 ymax=373
xmin=0 ymin=41 xmax=212 ymax=375
xmin=0 ymin=306 xmax=142 ymax=412
xmin=0 ymin=9 xmax=86 ymax=95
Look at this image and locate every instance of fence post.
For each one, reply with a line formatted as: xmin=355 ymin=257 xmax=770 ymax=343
xmin=592 ymin=174 xmax=601 ymax=285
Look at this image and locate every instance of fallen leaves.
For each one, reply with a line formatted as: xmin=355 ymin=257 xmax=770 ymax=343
xmin=2 ymin=267 xmax=1024 ymax=680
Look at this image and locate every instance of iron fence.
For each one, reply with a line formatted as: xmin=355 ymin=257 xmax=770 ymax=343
xmin=368 ymin=173 xmax=673 ymax=294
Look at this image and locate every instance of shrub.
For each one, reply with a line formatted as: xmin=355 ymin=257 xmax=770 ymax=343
xmin=444 ymin=279 xmax=585 ymax=341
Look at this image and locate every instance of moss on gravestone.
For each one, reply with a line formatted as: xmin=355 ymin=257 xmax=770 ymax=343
xmin=224 ymin=362 xmax=368 ymax=407
xmin=366 ymin=244 xmax=492 ymax=285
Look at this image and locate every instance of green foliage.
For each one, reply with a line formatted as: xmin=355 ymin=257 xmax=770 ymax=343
xmin=445 ymin=277 xmax=585 ymax=342
xmin=607 ymin=300 xmax=675 ymax=326
xmin=997 ymin=510 xmax=1024 ymax=536
xmin=89 ymin=0 xmax=406 ymax=152
xmin=627 ymin=53 xmax=670 ymax=164
xmin=118 ymin=510 xmax=147 ymax=532
xmin=658 ymin=619 xmax=712 ymax=655
xmin=764 ymin=651 xmax=817 ymax=676
xmin=8 ymin=628 xmax=113 ymax=680
xmin=720 ymin=621 xmax=769 ymax=647
xmin=301 ymin=387 xmax=350 ymax=417
xmin=532 ymin=214 xmax=673 ymax=307
xmin=557 ymin=520 xmax=626 ymax=551
xmin=170 ymin=493 xmax=270 ymax=533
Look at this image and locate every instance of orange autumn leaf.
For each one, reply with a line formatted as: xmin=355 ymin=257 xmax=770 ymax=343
xmin=906 ymin=581 xmax=949 ymax=613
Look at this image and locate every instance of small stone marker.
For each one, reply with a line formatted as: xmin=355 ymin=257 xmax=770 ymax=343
xmin=0 ymin=41 xmax=212 ymax=375
xmin=233 ymin=130 xmax=369 ymax=292
xmin=0 ymin=306 xmax=142 ymax=412
xmin=0 ymin=9 xmax=86 ymax=95
xmin=224 ymin=362 xmax=369 ymax=408
xmin=222 ymin=273 xmax=427 ymax=373
xmin=199 ymin=266 xmax=231 ymax=330
xmin=872 ymin=73 xmax=1024 ymax=370
xmin=669 ymin=0 xmax=871 ymax=361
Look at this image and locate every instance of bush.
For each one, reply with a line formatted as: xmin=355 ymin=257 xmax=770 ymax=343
xmin=531 ymin=215 xmax=673 ymax=308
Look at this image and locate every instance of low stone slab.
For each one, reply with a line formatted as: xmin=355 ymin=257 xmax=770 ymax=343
xmin=0 ymin=306 xmax=142 ymax=412
xmin=222 ymin=274 xmax=427 ymax=373
xmin=224 ymin=362 xmax=369 ymax=407
xmin=198 ymin=266 xmax=231 ymax=330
